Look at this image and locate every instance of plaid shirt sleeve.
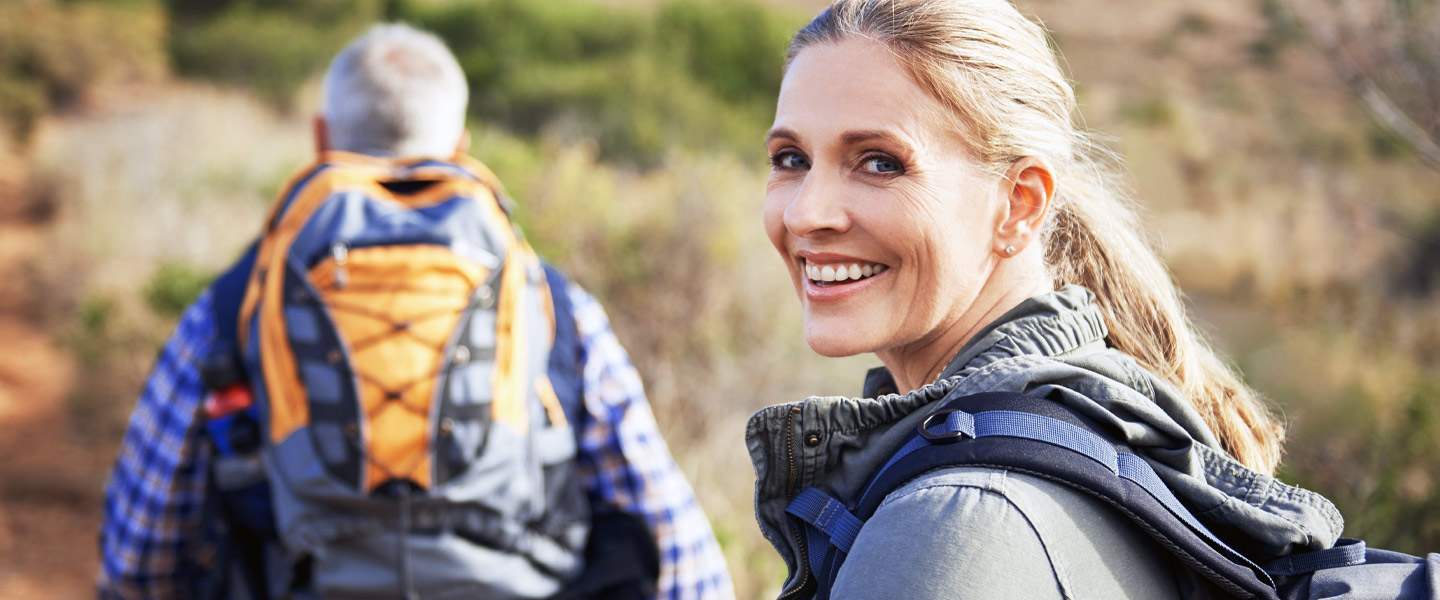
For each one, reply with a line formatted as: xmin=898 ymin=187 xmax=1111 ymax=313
xmin=567 ymin=283 xmax=735 ymax=600
xmin=97 ymin=292 xmax=217 ymax=599
xmin=97 ymin=285 xmax=735 ymax=599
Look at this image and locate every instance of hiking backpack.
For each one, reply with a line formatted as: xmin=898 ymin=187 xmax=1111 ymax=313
xmin=787 ymin=391 xmax=1440 ymax=599
xmin=199 ymin=153 xmax=597 ymax=600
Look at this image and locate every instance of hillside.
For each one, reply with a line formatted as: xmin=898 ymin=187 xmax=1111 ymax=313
xmin=0 ymin=0 xmax=1436 ymax=597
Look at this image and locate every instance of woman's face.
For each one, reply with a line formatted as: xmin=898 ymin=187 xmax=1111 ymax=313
xmin=764 ymin=38 xmax=1009 ymax=360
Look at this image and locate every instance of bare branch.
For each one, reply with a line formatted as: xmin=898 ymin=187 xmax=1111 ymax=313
xmin=1285 ymin=0 xmax=1440 ymax=170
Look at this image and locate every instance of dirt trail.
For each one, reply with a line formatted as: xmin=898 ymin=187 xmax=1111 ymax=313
xmin=0 ymin=144 xmax=99 ymax=600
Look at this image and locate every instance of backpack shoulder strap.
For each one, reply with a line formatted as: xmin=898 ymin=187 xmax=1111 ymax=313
xmin=210 ymin=242 xmax=258 ymax=352
xmin=787 ymin=391 xmax=1281 ymax=600
xmin=541 ymin=263 xmax=586 ymax=430
xmin=198 ymin=242 xmax=258 ymax=392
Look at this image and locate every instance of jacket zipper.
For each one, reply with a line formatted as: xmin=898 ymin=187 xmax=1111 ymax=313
xmin=777 ymin=404 xmax=815 ymax=600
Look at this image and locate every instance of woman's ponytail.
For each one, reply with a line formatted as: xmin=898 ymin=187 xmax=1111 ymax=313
xmin=790 ymin=0 xmax=1286 ymax=474
xmin=1048 ymin=147 xmax=1284 ymax=473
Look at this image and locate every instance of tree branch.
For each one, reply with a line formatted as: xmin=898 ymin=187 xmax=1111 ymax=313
xmin=1287 ymin=0 xmax=1440 ymax=170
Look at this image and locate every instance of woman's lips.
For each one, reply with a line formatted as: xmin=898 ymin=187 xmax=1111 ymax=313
xmin=800 ymin=258 xmax=890 ymax=302
xmin=803 ymin=259 xmax=889 ymax=285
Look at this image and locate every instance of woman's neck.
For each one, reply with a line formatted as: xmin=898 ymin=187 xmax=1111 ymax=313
xmin=876 ymin=277 xmax=1052 ymax=394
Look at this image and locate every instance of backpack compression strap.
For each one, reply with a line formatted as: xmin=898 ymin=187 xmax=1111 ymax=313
xmin=786 ymin=391 xmax=1281 ymax=600
xmin=216 ymin=252 xmax=584 ymax=439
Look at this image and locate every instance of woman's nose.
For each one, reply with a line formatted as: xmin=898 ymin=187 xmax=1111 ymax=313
xmin=782 ymin=174 xmax=851 ymax=237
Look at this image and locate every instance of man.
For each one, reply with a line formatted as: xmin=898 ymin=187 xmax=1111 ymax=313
xmin=98 ymin=24 xmax=733 ymax=600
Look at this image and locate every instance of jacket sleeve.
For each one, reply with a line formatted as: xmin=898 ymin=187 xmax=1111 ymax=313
xmin=832 ymin=467 xmax=1066 ymax=599
xmin=566 ymin=282 xmax=735 ymax=600
xmin=833 ymin=466 xmax=1186 ymax=600
xmin=97 ymin=293 xmax=217 ymax=599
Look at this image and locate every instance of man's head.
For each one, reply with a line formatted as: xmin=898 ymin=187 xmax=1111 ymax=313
xmin=321 ymin=24 xmax=468 ymax=158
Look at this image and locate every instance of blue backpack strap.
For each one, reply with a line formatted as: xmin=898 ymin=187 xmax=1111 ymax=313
xmin=542 ymin=263 xmax=586 ymax=430
xmin=539 ymin=265 xmax=664 ymax=598
xmin=197 ymin=242 xmax=282 ymax=600
xmin=209 ymin=242 xmax=257 ymax=352
xmin=788 ymin=391 xmax=1281 ymax=600
xmin=1266 ymin=538 xmax=1367 ymax=577
xmin=1268 ymin=540 xmax=1440 ymax=600
xmin=265 ymin=165 xmax=330 ymax=233
xmin=199 ymin=243 xmax=261 ymax=459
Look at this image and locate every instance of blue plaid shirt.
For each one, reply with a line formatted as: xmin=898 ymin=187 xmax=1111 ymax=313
xmin=98 ymin=282 xmax=733 ymax=600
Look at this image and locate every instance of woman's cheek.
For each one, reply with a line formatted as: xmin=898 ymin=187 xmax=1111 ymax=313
xmin=762 ymin=195 xmax=789 ymax=253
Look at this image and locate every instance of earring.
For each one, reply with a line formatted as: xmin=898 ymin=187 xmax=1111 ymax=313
xmin=1004 ymin=245 xmax=1016 ymax=256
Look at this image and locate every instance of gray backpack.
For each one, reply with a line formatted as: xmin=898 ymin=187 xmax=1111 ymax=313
xmin=209 ymin=155 xmax=590 ymax=599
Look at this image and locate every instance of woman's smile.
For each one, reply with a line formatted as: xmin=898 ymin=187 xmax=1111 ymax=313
xmin=763 ymin=37 xmax=1007 ymax=362
xmin=799 ymin=254 xmax=892 ymax=301
xmin=803 ymin=260 xmax=889 ymax=285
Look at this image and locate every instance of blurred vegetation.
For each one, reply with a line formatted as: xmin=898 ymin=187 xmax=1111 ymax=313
xmin=4 ymin=0 xmax=1440 ymax=595
xmin=144 ymin=261 xmax=215 ymax=318
xmin=161 ymin=0 xmax=797 ymax=164
xmin=0 ymin=0 xmax=166 ymax=142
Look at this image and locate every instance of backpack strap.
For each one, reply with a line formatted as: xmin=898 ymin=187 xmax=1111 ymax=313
xmin=209 ymin=242 xmax=257 ymax=355
xmin=1265 ymin=538 xmax=1367 ymax=577
xmin=215 ymin=247 xmax=584 ymax=436
xmin=538 ymin=265 xmax=665 ymax=598
xmin=542 ymin=263 xmax=586 ymax=429
xmin=787 ymin=391 xmax=1281 ymax=600
xmin=198 ymin=241 xmax=282 ymax=600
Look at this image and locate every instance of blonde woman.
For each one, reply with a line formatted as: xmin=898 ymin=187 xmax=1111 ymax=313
xmin=748 ymin=0 xmax=1346 ymax=597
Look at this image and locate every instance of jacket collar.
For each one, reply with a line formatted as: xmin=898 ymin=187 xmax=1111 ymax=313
xmin=858 ymin=286 xmax=1109 ymax=398
xmin=749 ymin=286 xmax=1343 ymax=593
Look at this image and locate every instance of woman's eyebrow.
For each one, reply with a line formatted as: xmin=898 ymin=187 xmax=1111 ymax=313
xmin=840 ymin=129 xmax=908 ymax=147
xmin=766 ymin=128 xmax=915 ymax=151
xmin=766 ymin=127 xmax=802 ymax=145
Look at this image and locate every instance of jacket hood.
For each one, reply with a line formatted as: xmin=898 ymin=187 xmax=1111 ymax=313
xmin=747 ymin=286 xmax=1343 ymax=589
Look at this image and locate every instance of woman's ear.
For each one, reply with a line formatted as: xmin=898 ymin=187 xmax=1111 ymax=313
xmin=453 ymin=129 xmax=472 ymax=159
xmin=994 ymin=156 xmax=1055 ymax=257
xmin=313 ymin=114 xmax=329 ymax=156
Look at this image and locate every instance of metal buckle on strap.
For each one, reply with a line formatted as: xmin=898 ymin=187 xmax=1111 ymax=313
xmin=919 ymin=409 xmax=973 ymax=444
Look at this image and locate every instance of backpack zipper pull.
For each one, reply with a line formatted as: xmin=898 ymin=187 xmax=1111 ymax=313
xmin=331 ymin=241 xmax=350 ymax=289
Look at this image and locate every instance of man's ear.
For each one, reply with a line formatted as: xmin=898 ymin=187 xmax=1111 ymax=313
xmin=994 ymin=156 xmax=1055 ymax=258
xmin=453 ymin=129 xmax=471 ymax=158
xmin=313 ymin=114 xmax=329 ymax=156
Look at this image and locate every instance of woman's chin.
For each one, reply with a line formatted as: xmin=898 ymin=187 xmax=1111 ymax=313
xmin=803 ymin=328 xmax=872 ymax=358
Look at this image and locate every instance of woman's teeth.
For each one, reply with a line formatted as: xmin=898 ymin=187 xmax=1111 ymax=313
xmin=804 ymin=261 xmax=888 ymax=284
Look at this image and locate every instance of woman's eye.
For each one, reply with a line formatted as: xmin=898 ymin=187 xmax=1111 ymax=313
xmin=862 ymin=156 xmax=901 ymax=174
xmin=771 ymin=151 xmax=811 ymax=170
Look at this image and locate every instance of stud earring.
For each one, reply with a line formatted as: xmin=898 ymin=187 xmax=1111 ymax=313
xmin=1004 ymin=245 xmax=1016 ymax=256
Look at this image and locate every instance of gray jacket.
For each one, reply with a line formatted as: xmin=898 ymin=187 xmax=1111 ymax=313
xmin=746 ymin=286 xmax=1344 ymax=598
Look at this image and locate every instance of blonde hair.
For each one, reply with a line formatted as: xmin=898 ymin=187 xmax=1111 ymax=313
xmin=789 ymin=0 xmax=1285 ymax=473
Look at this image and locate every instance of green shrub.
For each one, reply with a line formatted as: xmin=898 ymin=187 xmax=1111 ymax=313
xmin=655 ymin=0 xmax=793 ymax=104
xmin=0 ymin=0 xmax=166 ymax=142
xmin=143 ymin=261 xmax=213 ymax=319
xmin=168 ymin=2 xmax=378 ymax=108
xmin=1280 ymin=378 xmax=1440 ymax=555
xmin=1249 ymin=0 xmax=1303 ymax=66
xmin=0 ymin=79 xmax=47 ymax=142
xmin=400 ymin=0 xmax=799 ymax=164
xmin=1120 ymin=94 xmax=1176 ymax=128
xmin=161 ymin=0 xmax=803 ymax=162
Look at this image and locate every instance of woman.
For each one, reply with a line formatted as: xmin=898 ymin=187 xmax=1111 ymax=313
xmin=748 ymin=0 xmax=1345 ymax=597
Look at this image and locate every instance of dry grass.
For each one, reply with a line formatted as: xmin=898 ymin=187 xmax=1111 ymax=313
xmin=8 ymin=0 xmax=1440 ymax=594
xmin=29 ymin=83 xmax=308 ymax=444
xmin=470 ymin=129 xmax=874 ymax=598
xmin=33 ymin=83 xmax=307 ymax=293
xmin=27 ymin=82 xmax=872 ymax=596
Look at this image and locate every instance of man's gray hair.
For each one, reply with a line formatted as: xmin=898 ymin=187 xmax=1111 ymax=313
xmin=323 ymin=24 xmax=468 ymax=158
